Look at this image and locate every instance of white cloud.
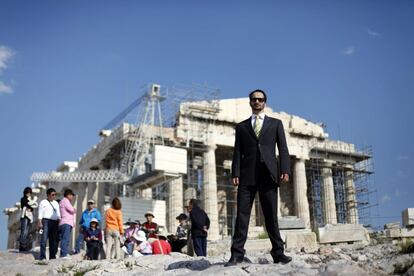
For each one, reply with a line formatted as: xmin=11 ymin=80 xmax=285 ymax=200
xmin=342 ymin=46 xmax=355 ymax=56
xmin=0 ymin=81 xmax=13 ymax=94
xmin=397 ymin=155 xmax=409 ymax=161
xmin=0 ymin=46 xmax=14 ymax=73
xmin=380 ymin=194 xmax=391 ymax=203
xmin=367 ymin=28 xmax=381 ymax=38
xmin=0 ymin=45 xmax=15 ymax=94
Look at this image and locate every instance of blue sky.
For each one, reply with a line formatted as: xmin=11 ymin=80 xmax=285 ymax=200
xmin=0 ymin=0 xmax=413 ymax=249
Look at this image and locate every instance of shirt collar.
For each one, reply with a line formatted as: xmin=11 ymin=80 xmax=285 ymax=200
xmin=252 ymin=113 xmax=265 ymax=120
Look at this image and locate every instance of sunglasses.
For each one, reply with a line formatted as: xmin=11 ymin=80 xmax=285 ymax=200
xmin=250 ymin=97 xmax=265 ymax=103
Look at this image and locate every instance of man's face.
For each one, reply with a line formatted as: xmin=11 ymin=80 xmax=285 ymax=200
xmin=249 ymin=92 xmax=266 ymax=113
xmin=146 ymin=215 xmax=153 ymax=222
xmin=187 ymin=202 xmax=193 ymax=212
xmin=47 ymin=191 xmax=57 ymax=201
xmin=88 ymin=202 xmax=94 ymax=210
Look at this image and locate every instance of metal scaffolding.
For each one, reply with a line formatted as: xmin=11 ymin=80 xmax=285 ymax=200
xmin=306 ymin=144 xmax=376 ymax=230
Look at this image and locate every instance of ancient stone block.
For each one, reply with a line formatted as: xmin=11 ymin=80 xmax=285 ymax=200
xmin=317 ymin=224 xmax=370 ymax=244
xmin=402 ymin=208 xmax=414 ymax=227
xmin=285 ymin=231 xmax=318 ymax=249
xmin=278 ymin=216 xmax=306 ymax=229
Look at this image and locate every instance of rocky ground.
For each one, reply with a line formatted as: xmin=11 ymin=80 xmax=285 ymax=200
xmin=1 ymin=240 xmax=414 ymax=276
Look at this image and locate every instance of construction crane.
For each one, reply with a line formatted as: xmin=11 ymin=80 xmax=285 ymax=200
xmin=31 ymin=84 xmax=167 ymax=185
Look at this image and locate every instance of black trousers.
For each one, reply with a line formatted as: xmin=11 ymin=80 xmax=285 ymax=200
xmin=39 ymin=219 xmax=59 ymax=260
xmin=86 ymin=240 xmax=102 ymax=260
xmin=192 ymin=236 xmax=207 ymax=257
xmin=230 ymin=162 xmax=284 ymax=258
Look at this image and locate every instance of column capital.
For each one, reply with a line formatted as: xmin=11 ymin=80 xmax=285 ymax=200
xmin=206 ymin=143 xmax=217 ymax=151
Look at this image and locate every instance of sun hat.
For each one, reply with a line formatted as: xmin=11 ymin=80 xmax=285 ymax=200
xmin=145 ymin=211 xmax=155 ymax=218
xmin=133 ymin=230 xmax=147 ymax=242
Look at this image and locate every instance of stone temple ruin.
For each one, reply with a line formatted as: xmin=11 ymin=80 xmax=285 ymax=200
xmin=4 ymin=84 xmax=376 ymax=250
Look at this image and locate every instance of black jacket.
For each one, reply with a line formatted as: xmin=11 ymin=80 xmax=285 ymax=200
xmin=231 ymin=115 xmax=291 ymax=186
xmin=189 ymin=206 xmax=210 ymax=237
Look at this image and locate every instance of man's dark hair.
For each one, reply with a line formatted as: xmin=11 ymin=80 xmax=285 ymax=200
xmin=23 ymin=187 xmax=32 ymax=196
xmin=46 ymin=188 xmax=56 ymax=195
xmin=249 ymin=89 xmax=267 ymax=102
xmin=63 ymin=189 xmax=75 ymax=197
xmin=112 ymin=197 xmax=122 ymax=210
xmin=189 ymin=198 xmax=199 ymax=208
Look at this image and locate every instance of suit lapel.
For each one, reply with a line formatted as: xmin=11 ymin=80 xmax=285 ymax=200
xmin=258 ymin=115 xmax=270 ymax=140
xmin=245 ymin=117 xmax=258 ymax=140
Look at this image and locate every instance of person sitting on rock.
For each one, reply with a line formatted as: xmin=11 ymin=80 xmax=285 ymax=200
xmin=142 ymin=211 xmax=159 ymax=241
xmin=123 ymin=218 xmax=140 ymax=255
xmin=151 ymin=230 xmax=172 ymax=255
xmin=168 ymin=213 xmax=189 ymax=253
xmin=132 ymin=230 xmax=152 ymax=257
xmin=84 ymin=218 xmax=103 ymax=260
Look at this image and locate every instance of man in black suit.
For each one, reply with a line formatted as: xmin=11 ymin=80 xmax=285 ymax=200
xmin=225 ymin=89 xmax=292 ymax=266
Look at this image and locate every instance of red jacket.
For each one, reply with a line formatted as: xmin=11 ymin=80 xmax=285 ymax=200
xmin=151 ymin=239 xmax=171 ymax=255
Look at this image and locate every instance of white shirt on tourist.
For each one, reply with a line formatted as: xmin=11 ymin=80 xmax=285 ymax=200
xmin=38 ymin=199 xmax=61 ymax=221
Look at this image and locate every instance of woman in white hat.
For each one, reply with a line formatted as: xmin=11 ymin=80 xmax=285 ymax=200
xmin=84 ymin=218 xmax=102 ymax=260
xmin=132 ymin=230 xmax=152 ymax=257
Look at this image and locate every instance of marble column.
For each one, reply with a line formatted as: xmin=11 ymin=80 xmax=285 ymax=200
xmin=141 ymin=188 xmax=153 ymax=200
xmin=345 ymin=170 xmax=359 ymax=224
xmin=217 ymin=190 xmax=228 ymax=237
xmin=293 ymin=158 xmax=311 ymax=228
xmin=202 ymin=144 xmax=220 ymax=240
xmin=321 ymin=164 xmax=338 ymax=225
xmin=167 ymin=177 xmax=184 ymax=233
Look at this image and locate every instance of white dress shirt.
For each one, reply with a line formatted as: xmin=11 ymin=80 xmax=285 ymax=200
xmin=251 ymin=112 xmax=265 ymax=129
xmin=38 ymin=199 xmax=61 ymax=221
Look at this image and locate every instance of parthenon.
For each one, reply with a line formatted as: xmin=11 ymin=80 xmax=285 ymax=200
xmin=4 ymin=85 xmax=374 ymax=249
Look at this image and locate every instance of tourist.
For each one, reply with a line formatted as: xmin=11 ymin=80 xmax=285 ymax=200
xmin=105 ymin=197 xmax=124 ymax=260
xmin=151 ymin=230 xmax=171 ymax=255
xmin=74 ymin=199 xmax=101 ymax=254
xmin=84 ymin=218 xmax=103 ymax=260
xmin=123 ymin=218 xmax=140 ymax=255
xmin=132 ymin=230 xmax=152 ymax=257
xmin=19 ymin=187 xmax=38 ymax=252
xmin=38 ymin=188 xmax=61 ymax=260
xmin=169 ymin=213 xmax=189 ymax=253
xmin=59 ymin=189 xmax=76 ymax=258
xmin=225 ymin=89 xmax=292 ymax=266
xmin=188 ymin=199 xmax=210 ymax=257
xmin=142 ymin=211 xmax=159 ymax=240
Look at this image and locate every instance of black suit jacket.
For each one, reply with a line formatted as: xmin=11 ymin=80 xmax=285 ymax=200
xmin=231 ymin=115 xmax=291 ymax=186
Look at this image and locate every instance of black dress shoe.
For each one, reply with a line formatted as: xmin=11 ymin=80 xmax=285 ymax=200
xmin=224 ymin=257 xmax=244 ymax=267
xmin=272 ymin=254 xmax=292 ymax=264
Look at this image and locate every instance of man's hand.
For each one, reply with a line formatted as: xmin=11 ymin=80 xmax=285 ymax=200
xmin=37 ymin=220 xmax=43 ymax=229
xmin=232 ymin=177 xmax=240 ymax=186
xmin=280 ymin=173 xmax=289 ymax=183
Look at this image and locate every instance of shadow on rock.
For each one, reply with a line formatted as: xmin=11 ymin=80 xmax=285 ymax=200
xmin=166 ymin=259 xmax=212 ymax=271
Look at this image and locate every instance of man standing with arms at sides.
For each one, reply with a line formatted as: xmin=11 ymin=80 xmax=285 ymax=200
xmin=38 ymin=188 xmax=61 ymax=260
xmin=225 ymin=89 xmax=292 ymax=266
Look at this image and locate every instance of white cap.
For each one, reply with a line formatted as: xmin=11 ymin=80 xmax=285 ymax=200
xmin=133 ymin=230 xmax=147 ymax=242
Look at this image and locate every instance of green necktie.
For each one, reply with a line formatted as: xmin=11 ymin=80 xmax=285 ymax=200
xmin=254 ymin=116 xmax=261 ymax=137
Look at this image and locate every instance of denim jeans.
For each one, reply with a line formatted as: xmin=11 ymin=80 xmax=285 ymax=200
xmin=59 ymin=224 xmax=72 ymax=257
xmin=39 ymin=219 xmax=59 ymax=260
xmin=75 ymin=227 xmax=86 ymax=253
xmin=19 ymin=217 xmax=31 ymax=251
xmin=192 ymin=236 xmax=207 ymax=257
